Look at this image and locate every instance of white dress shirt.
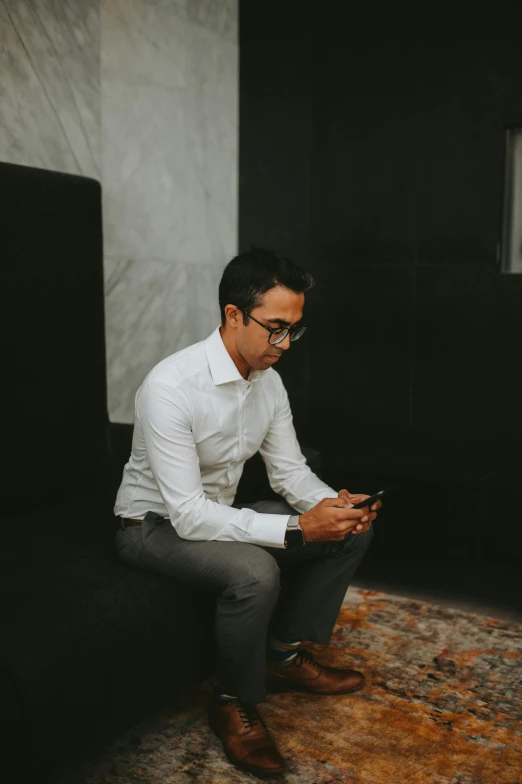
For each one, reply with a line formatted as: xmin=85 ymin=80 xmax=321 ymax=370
xmin=114 ymin=325 xmax=338 ymax=548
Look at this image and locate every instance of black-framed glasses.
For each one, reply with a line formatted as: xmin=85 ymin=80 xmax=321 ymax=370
xmin=237 ymin=307 xmax=307 ymax=345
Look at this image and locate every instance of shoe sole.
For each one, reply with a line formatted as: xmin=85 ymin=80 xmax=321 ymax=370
xmin=208 ymin=718 xmax=287 ymax=779
xmin=265 ymin=674 xmax=366 ymax=696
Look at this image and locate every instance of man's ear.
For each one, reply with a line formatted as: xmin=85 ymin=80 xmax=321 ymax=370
xmin=224 ymin=304 xmax=241 ymax=329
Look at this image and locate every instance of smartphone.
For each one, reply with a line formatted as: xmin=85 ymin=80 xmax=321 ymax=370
xmin=351 ymin=486 xmax=396 ymax=509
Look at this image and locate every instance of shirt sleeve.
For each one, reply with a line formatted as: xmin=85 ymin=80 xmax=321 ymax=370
xmin=258 ymin=373 xmax=339 ymax=514
xmin=137 ymin=381 xmax=289 ymax=548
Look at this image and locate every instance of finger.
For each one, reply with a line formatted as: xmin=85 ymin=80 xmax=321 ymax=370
xmin=335 ymin=508 xmax=365 ymax=521
xmin=371 ymin=500 xmax=382 ymax=511
xmin=353 ymin=523 xmax=372 ymax=534
xmin=338 ymin=490 xmax=354 ymax=508
xmin=327 ymin=497 xmax=356 ymax=509
xmin=341 ymin=513 xmax=369 ymax=532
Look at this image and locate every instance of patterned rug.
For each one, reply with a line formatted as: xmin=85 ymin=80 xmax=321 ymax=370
xmin=56 ymin=588 xmax=522 ymax=784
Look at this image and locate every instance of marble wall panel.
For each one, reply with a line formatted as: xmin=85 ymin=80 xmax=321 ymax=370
xmin=0 ymin=0 xmax=100 ymax=177
xmin=1 ymin=0 xmax=238 ymax=423
xmin=104 ymin=255 xmax=223 ymax=422
xmin=102 ymin=0 xmax=238 ymax=421
xmin=101 ymin=0 xmax=238 ymax=266
xmin=185 ymin=0 xmax=237 ymax=42
xmin=140 ymin=0 xmax=237 ymax=43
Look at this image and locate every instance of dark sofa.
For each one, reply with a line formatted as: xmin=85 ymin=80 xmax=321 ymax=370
xmin=1 ymin=162 xmax=322 ymax=782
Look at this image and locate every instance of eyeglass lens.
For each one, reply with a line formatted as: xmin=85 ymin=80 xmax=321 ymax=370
xmin=269 ymin=325 xmax=306 ymax=344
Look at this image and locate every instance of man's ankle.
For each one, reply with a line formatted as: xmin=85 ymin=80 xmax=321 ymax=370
xmin=266 ymin=634 xmax=302 ymax=665
xmin=213 ymin=682 xmax=238 ymax=703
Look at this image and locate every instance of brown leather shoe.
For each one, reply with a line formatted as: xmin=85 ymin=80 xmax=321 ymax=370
xmin=208 ymin=695 xmax=286 ymax=778
xmin=266 ymin=649 xmax=365 ymax=695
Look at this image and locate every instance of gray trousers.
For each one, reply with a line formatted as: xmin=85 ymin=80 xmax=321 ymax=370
xmin=114 ymin=498 xmax=374 ymax=705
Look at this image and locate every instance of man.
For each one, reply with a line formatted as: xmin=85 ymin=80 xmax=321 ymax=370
xmin=114 ymin=248 xmax=380 ymax=778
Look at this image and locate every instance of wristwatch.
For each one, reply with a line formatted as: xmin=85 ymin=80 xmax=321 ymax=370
xmin=284 ymin=515 xmax=305 ymax=549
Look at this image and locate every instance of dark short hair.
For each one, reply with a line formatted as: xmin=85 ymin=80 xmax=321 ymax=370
xmin=218 ymin=247 xmax=315 ymax=325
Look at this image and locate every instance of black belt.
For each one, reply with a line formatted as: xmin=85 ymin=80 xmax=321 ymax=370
xmin=119 ymin=513 xmax=169 ymax=529
xmin=119 ymin=517 xmax=143 ymax=529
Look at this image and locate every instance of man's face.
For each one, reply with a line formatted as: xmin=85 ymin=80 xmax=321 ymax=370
xmin=236 ymin=285 xmax=305 ymax=371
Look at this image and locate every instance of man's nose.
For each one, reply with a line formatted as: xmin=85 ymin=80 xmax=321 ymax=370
xmin=278 ymin=332 xmax=292 ymax=350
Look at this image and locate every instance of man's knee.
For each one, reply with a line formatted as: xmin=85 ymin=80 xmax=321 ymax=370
xmin=252 ymin=554 xmax=281 ymax=599
xmin=226 ymin=547 xmax=281 ymax=601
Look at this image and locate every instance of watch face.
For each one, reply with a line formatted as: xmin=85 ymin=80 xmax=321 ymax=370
xmin=285 ymin=528 xmax=305 ymax=548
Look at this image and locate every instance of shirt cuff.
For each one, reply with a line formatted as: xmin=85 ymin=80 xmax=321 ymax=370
xmin=250 ymin=512 xmax=291 ymax=548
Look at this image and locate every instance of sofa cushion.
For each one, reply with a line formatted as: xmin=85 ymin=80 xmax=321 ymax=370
xmin=1 ymin=499 xmax=216 ymax=771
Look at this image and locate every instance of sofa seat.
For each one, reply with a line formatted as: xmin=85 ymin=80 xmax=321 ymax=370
xmin=1 ymin=494 xmax=217 ymax=780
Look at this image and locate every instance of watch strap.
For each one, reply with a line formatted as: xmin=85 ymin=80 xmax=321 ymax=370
xmin=284 ymin=515 xmax=305 ymax=548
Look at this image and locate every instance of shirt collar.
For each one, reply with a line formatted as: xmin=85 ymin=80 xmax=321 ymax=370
xmin=205 ymin=326 xmax=265 ymax=386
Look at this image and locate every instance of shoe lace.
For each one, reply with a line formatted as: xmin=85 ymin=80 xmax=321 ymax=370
xmin=235 ymin=701 xmax=260 ymax=731
xmin=294 ymin=649 xmax=321 ymax=672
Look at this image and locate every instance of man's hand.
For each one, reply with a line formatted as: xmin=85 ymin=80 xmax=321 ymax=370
xmin=338 ymin=489 xmax=381 ymax=535
xmin=299 ymin=497 xmax=369 ymax=543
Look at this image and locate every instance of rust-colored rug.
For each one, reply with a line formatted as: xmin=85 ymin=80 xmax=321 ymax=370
xmin=56 ymin=588 xmax=522 ymax=783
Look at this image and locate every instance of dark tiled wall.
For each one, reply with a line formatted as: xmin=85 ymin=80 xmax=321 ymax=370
xmin=240 ymin=2 xmax=522 ymax=457
xmin=239 ymin=3 xmax=315 ymax=432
